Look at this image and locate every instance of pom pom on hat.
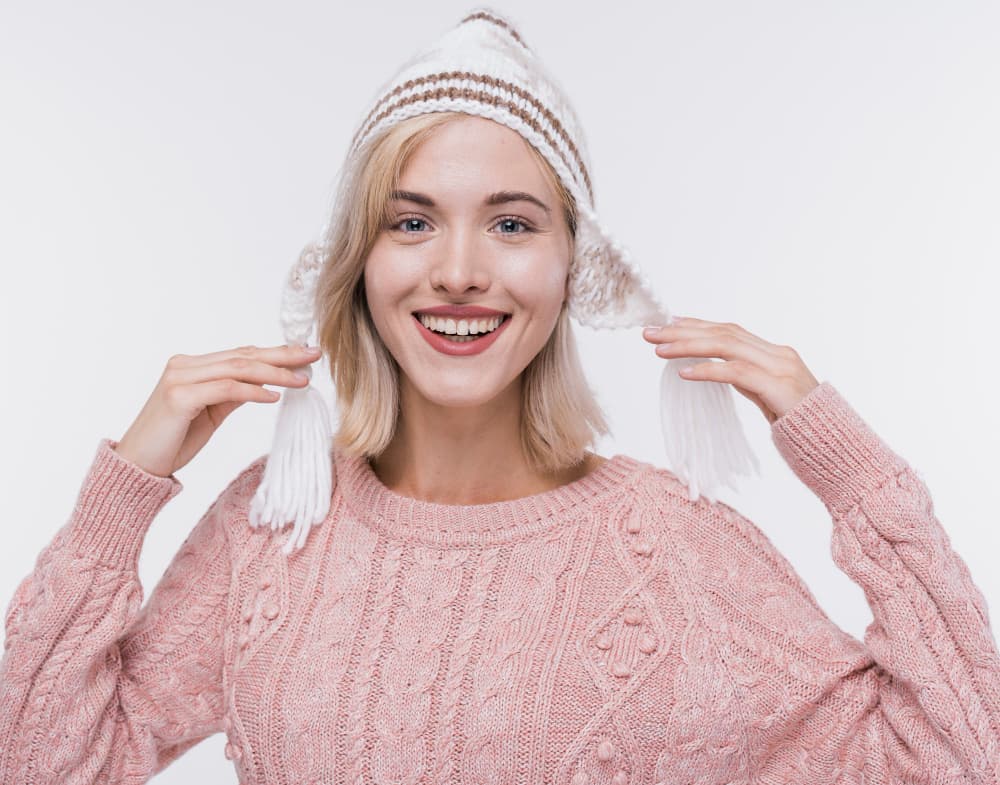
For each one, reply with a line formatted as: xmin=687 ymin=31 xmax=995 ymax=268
xmin=249 ymin=7 xmax=761 ymax=553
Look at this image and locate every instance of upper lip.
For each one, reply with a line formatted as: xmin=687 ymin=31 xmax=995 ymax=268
xmin=412 ymin=305 xmax=510 ymax=318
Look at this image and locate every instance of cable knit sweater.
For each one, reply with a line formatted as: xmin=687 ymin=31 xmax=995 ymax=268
xmin=2 ymin=380 xmax=999 ymax=784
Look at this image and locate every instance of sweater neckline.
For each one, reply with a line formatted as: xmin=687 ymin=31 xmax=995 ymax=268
xmin=334 ymin=451 xmax=646 ymax=547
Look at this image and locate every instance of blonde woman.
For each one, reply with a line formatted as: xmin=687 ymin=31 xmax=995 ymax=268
xmin=2 ymin=8 xmax=999 ymax=785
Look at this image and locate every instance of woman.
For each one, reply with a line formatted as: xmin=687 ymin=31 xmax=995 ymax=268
xmin=2 ymin=7 xmax=998 ymax=785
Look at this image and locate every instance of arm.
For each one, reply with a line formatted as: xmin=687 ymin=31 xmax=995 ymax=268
xmin=688 ymin=382 xmax=1000 ymax=783
xmin=0 ymin=438 xmax=239 ymax=784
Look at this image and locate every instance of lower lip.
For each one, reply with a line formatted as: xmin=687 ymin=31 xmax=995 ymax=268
xmin=413 ymin=314 xmax=511 ymax=356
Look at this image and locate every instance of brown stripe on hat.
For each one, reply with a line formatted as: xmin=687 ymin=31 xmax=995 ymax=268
xmin=350 ymin=73 xmax=594 ymax=203
xmin=458 ymin=10 xmax=531 ymax=52
xmin=352 ymin=71 xmax=587 ymax=188
xmin=351 ymin=83 xmax=593 ymax=204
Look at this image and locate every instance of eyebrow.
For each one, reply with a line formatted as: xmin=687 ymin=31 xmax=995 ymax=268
xmin=390 ymin=189 xmax=551 ymax=214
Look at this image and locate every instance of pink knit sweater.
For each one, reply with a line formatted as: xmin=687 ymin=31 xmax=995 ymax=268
xmin=2 ymin=381 xmax=999 ymax=784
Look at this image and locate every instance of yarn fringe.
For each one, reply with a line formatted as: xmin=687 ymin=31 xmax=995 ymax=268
xmin=659 ymin=357 xmax=761 ymax=502
xmin=248 ymin=364 xmax=334 ymax=555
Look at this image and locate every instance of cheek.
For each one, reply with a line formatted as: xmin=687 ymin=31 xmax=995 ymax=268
xmin=506 ymin=254 xmax=568 ymax=310
xmin=363 ymin=248 xmax=415 ymax=320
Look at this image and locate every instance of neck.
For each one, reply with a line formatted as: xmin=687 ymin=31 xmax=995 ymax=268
xmin=369 ymin=376 xmax=601 ymax=505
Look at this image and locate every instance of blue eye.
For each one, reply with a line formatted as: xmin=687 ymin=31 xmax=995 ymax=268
xmin=390 ymin=215 xmax=536 ymax=235
xmin=495 ymin=217 xmax=532 ymax=234
xmin=396 ymin=217 xmax=429 ymax=233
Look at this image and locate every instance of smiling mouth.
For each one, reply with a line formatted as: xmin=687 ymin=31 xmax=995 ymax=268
xmin=412 ymin=312 xmax=511 ymax=342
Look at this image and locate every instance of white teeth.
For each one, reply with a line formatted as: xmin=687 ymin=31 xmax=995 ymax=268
xmin=417 ymin=314 xmax=505 ymax=335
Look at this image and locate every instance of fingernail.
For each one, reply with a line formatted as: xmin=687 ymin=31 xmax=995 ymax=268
xmin=305 ymin=345 xmax=321 ymax=354
xmin=643 ymin=325 xmax=662 ymax=335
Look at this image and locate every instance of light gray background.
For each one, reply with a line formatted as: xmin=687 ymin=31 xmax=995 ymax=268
xmin=2 ymin=1 xmax=998 ymax=781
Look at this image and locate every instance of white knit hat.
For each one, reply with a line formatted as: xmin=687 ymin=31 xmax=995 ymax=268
xmin=248 ymin=6 xmax=761 ymax=554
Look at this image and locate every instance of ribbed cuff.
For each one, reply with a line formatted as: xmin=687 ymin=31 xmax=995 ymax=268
xmin=769 ymin=381 xmax=908 ymax=516
xmin=66 ymin=438 xmax=184 ymax=567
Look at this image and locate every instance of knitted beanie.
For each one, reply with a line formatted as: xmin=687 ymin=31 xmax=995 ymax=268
xmin=248 ymin=6 xmax=761 ymax=554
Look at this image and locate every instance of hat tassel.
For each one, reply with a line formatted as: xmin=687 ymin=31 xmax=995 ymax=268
xmin=249 ymin=362 xmax=333 ymax=555
xmin=659 ymin=357 xmax=761 ymax=503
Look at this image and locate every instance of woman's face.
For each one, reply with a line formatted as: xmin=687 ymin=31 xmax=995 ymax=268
xmin=364 ymin=115 xmax=573 ymax=410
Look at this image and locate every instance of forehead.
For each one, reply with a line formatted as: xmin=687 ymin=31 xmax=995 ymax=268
xmin=397 ymin=115 xmax=554 ymax=197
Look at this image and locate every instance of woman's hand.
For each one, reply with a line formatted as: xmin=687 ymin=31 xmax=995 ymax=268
xmin=642 ymin=316 xmax=820 ymax=425
xmin=114 ymin=344 xmax=323 ymax=478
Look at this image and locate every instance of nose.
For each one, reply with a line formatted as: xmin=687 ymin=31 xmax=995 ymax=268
xmin=428 ymin=228 xmax=492 ymax=296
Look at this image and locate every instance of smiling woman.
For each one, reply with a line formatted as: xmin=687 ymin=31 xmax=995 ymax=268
xmin=245 ymin=12 xmax=763 ymax=545
xmin=3 ymin=7 xmax=998 ymax=785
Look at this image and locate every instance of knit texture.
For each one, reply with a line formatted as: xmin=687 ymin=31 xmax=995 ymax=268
xmin=2 ymin=381 xmax=999 ymax=783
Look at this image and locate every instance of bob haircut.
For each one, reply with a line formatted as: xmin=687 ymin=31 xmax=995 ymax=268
xmin=313 ymin=110 xmax=611 ymax=474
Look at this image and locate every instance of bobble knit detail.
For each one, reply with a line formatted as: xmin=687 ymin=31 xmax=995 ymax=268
xmin=2 ymin=381 xmax=1000 ymax=783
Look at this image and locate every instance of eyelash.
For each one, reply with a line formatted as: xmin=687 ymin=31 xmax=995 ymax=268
xmin=389 ymin=214 xmax=536 ymax=236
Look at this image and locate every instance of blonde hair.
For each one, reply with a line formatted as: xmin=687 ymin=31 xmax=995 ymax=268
xmin=314 ymin=111 xmax=610 ymax=474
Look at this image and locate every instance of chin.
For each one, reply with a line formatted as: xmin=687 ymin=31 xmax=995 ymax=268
xmin=404 ymin=367 xmax=520 ymax=410
xmin=417 ymin=384 xmax=502 ymax=410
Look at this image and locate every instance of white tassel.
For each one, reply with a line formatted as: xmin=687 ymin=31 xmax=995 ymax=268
xmin=249 ymin=362 xmax=334 ymax=555
xmin=659 ymin=356 xmax=760 ymax=503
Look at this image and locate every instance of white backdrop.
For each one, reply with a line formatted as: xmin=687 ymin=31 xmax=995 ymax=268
xmin=1 ymin=1 xmax=998 ymax=781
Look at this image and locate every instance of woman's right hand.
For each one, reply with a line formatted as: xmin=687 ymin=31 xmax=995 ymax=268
xmin=113 ymin=344 xmax=323 ymax=478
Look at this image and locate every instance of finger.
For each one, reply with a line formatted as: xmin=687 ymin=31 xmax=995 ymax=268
xmin=167 ymin=356 xmax=314 ymax=390
xmin=165 ymin=378 xmax=283 ymax=417
xmin=203 ymin=398 xmax=248 ymax=429
xmin=168 ymin=343 xmax=322 ymax=370
xmin=644 ymin=318 xmax=782 ymax=356
xmin=673 ymin=317 xmax=778 ymax=353
xmin=642 ymin=325 xmax=708 ymax=343
xmin=675 ymin=357 xmax=777 ymax=396
xmin=654 ymin=334 xmax=788 ymax=376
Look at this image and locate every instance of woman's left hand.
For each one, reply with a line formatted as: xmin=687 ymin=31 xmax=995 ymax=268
xmin=642 ymin=316 xmax=821 ymax=425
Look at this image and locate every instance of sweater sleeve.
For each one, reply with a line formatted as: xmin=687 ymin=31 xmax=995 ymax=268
xmin=0 ymin=437 xmax=237 ymax=784
xmin=689 ymin=382 xmax=1000 ymax=784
